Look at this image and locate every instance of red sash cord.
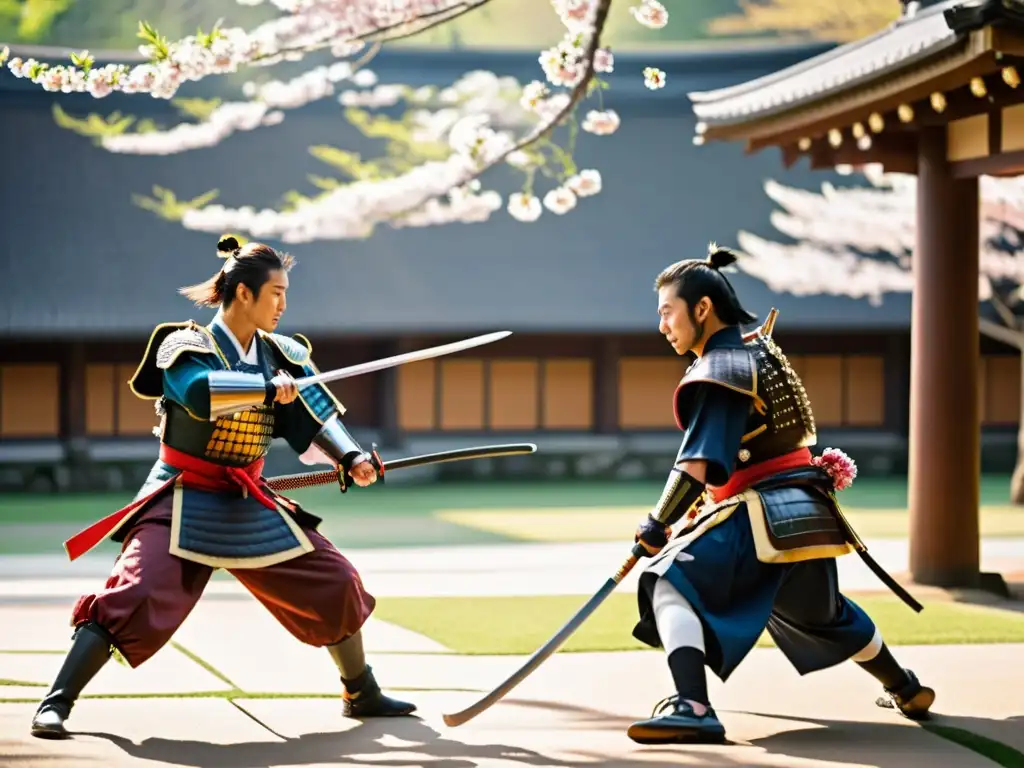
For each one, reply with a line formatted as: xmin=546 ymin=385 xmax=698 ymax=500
xmin=158 ymin=445 xmax=277 ymax=511
xmin=63 ymin=447 xmax=277 ymax=561
xmin=706 ymin=447 xmax=813 ymax=504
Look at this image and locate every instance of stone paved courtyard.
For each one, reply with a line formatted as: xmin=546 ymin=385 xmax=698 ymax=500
xmin=2 ymin=548 xmax=1023 ymax=768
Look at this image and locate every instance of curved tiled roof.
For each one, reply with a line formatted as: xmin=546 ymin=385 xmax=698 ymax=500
xmin=688 ymin=0 xmax=965 ymax=126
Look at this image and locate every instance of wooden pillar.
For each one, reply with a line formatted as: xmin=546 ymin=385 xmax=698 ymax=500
xmin=595 ymin=337 xmax=620 ymax=432
xmin=61 ymin=342 xmax=87 ymax=440
xmin=375 ymin=339 xmax=400 ymax=445
xmin=884 ymin=333 xmax=911 ymax=434
xmin=908 ymin=127 xmax=980 ymax=586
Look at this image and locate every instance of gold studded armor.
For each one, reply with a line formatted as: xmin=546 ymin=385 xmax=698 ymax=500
xmin=737 ymin=333 xmax=817 ymax=467
xmin=158 ymin=399 xmax=275 ymax=467
xmin=674 ymin=325 xmax=816 ymax=471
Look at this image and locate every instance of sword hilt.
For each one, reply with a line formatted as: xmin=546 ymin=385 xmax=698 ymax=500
xmin=369 ymin=442 xmax=385 ymax=484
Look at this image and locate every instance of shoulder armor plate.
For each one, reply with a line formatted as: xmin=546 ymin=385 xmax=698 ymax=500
xmin=156 ymin=327 xmax=218 ymax=370
xmin=127 ymin=321 xmax=225 ymax=400
xmin=680 ymin=348 xmax=758 ymax=399
xmin=673 ymin=347 xmax=766 ymax=430
xmin=262 ymin=332 xmax=312 ymax=366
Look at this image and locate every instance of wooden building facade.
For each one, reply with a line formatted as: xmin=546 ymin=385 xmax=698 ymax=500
xmin=0 ymin=330 xmax=1017 ymax=492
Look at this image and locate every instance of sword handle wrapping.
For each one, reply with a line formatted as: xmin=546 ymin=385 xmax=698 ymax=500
xmin=615 ymin=548 xmax=645 ymax=582
xmin=369 ymin=442 xmax=385 ymax=484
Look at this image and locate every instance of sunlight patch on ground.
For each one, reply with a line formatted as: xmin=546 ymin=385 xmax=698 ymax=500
xmin=434 ymin=506 xmax=1024 ymax=542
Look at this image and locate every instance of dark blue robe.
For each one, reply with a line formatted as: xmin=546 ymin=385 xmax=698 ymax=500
xmin=633 ymin=326 xmax=877 ymax=681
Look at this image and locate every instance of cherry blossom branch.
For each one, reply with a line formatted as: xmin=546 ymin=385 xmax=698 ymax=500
xmin=2 ymin=2 xmax=498 ymax=99
xmin=172 ymin=0 xmax=626 ymax=239
xmin=386 ymin=0 xmax=615 ymax=225
xmin=1 ymin=0 xmax=673 ymax=239
xmin=980 ymin=317 xmax=1024 ymax=349
xmin=990 ymin=285 xmax=1020 ymax=331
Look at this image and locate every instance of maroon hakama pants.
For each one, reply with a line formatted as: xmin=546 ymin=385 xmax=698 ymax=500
xmin=70 ymin=497 xmax=376 ymax=668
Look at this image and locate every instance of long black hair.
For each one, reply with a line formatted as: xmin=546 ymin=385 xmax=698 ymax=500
xmin=654 ymin=243 xmax=758 ymax=326
xmin=179 ymin=235 xmax=295 ymax=308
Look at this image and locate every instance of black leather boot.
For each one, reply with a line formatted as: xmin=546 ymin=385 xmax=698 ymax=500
xmin=875 ymin=668 xmax=935 ymax=721
xmin=341 ymin=665 xmax=417 ymax=718
xmin=327 ymin=631 xmax=416 ymax=718
xmin=31 ymin=622 xmax=114 ymax=739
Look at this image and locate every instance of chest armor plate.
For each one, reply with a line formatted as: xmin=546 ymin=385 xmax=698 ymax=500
xmin=160 ymin=400 xmax=275 ymax=467
xmin=738 ymin=335 xmax=816 ymax=467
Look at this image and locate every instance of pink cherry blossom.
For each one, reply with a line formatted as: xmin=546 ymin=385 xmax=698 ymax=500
xmin=582 ymin=109 xmax=620 ymax=135
xmin=811 ymin=448 xmax=858 ymax=491
xmin=631 ymin=0 xmax=669 ymax=29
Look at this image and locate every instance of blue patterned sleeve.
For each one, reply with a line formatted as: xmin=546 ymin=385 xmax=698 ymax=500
xmin=676 ymin=383 xmax=752 ymax=486
xmin=161 ymin=353 xmax=223 ymax=420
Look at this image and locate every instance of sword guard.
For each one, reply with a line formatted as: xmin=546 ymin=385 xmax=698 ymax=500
xmin=370 ymin=442 xmax=385 ymax=484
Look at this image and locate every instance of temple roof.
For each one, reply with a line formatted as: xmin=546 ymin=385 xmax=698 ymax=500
xmin=687 ymin=0 xmax=1024 ymax=134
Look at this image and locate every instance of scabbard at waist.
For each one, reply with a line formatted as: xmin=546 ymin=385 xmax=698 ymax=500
xmin=158 ymin=444 xmax=276 ymax=510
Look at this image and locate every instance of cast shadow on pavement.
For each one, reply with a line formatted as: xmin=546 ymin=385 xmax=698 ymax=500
xmin=54 ymin=699 xmax=1023 ymax=768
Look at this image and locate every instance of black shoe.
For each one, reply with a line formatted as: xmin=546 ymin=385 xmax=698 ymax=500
xmin=341 ymin=665 xmax=417 ymax=718
xmin=31 ymin=622 xmax=114 ymax=739
xmin=875 ymin=669 xmax=935 ymax=721
xmin=626 ymin=694 xmax=726 ymax=745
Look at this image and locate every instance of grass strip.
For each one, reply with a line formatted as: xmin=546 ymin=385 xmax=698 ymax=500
xmin=371 ymin=593 xmax=1024 ymax=654
xmin=923 ymin=724 xmax=1024 ymax=768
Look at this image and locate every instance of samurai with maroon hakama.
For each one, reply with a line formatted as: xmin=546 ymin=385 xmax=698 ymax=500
xmin=31 ymin=239 xmax=416 ymax=739
xmin=626 ymin=245 xmax=936 ymax=745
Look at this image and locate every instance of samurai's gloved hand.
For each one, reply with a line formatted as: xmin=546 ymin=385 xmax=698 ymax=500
xmin=634 ymin=514 xmax=673 ymax=557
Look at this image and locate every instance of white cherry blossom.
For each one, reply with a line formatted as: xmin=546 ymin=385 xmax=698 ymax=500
xmin=508 ymin=192 xmax=543 ymax=222
xmin=643 ymin=67 xmax=666 ymax=89
xmin=544 ymin=186 xmax=578 ymax=214
xmin=568 ymin=169 xmax=601 ymax=196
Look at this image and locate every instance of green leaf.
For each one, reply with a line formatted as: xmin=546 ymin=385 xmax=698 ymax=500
xmin=135 ymin=118 xmax=161 ymax=134
xmin=51 ymin=103 xmax=137 ymax=141
xmin=132 ymin=186 xmax=219 ymax=222
xmin=71 ymin=48 xmax=93 ymax=72
xmin=308 ymin=145 xmax=379 ymax=180
xmin=307 ymin=175 xmax=342 ymax=191
xmin=136 ymin=19 xmax=169 ymax=61
xmin=171 ymin=97 xmax=222 ymax=121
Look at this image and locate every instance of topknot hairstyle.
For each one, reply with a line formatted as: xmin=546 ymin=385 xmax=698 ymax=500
xmin=654 ymin=242 xmax=758 ymax=326
xmin=178 ymin=234 xmax=295 ymax=308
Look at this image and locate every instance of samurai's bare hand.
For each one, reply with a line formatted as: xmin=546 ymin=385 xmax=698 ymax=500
xmin=271 ymin=371 xmax=299 ymax=404
xmin=348 ymin=455 xmax=378 ymax=487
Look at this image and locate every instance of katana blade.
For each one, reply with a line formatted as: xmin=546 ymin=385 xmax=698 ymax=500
xmin=442 ymin=542 xmax=648 ymax=727
xmin=294 ymin=331 xmax=512 ymax=388
xmin=265 ymin=442 xmax=537 ymax=492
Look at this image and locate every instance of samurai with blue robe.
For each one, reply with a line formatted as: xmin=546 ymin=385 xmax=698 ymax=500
xmin=31 ymin=237 xmax=415 ymax=740
xmin=626 ymin=244 xmax=935 ymax=745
